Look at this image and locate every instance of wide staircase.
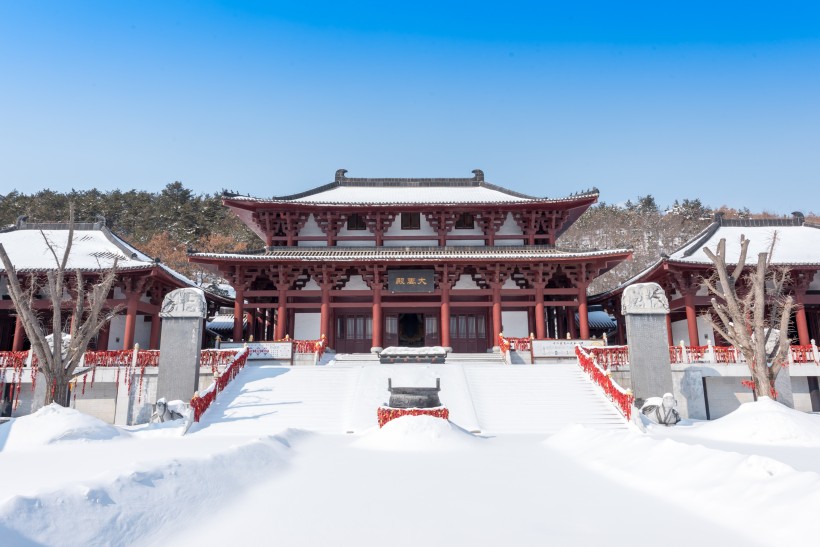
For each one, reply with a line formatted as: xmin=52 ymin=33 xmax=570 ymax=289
xmin=463 ymin=364 xmax=627 ymax=434
xmin=445 ymin=352 xmax=504 ymax=365
xmin=192 ymin=359 xmax=628 ymax=436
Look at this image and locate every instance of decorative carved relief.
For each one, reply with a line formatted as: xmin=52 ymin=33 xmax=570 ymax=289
xmin=159 ymin=287 xmax=207 ymax=318
xmin=621 ymin=282 xmax=669 ymax=315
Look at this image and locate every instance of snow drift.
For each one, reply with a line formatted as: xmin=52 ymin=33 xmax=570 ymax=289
xmin=354 ymin=415 xmax=480 ymax=451
xmin=1 ymin=404 xmax=129 ymax=451
xmin=687 ymin=397 xmax=820 ymax=446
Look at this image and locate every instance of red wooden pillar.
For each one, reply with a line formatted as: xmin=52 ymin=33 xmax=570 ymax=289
xmin=578 ymin=285 xmax=590 ymax=340
xmin=568 ymin=307 xmax=577 ymax=339
xmin=233 ymin=288 xmax=245 ymax=342
xmin=149 ymin=314 xmax=161 ymax=349
xmin=12 ymin=315 xmax=25 ymax=351
xmin=97 ymin=323 xmax=110 ymax=351
xmin=795 ymin=295 xmax=811 ymax=346
xmin=372 ymin=286 xmax=382 ymax=348
xmin=441 ymin=285 xmax=451 ymax=348
xmin=684 ymin=292 xmax=699 ymax=345
xmin=122 ymin=292 xmax=139 ymax=350
xmin=319 ymin=287 xmax=330 ymax=338
xmin=492 ymin=284 xmax=502 ymax=346
xmin=275 ymin=288 xmax=287 ymax=340
xmin=250 ymin=308 xmax=258 ymax=341
xmin=534 ymin=286 xmax=545 ymax=339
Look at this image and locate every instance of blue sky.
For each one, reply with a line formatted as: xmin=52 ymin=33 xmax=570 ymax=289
xmin=1 ymin=1 xmax=818 ymax=212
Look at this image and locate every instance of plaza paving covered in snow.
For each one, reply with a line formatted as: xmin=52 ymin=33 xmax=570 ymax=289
xmin=2 ymin=361 xmax=820 ymax=546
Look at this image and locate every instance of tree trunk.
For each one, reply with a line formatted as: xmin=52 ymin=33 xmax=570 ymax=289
xmin=45 ymin=376 xmax=72 ymax=407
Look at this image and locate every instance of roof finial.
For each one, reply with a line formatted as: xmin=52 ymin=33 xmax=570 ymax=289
xmin=335 ymin=169 xmax=348 ymax=183
xmin=471 ymin=169 xmax=484 ymax=182
xmin=792 ymin=211 xmax=805 ymax=224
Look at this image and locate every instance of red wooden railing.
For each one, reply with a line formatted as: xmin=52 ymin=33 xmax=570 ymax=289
xmin=588 ymin=346 xmax=629 ymax=369
xmin=190 ymin=347 xmax=250 ymax=422
xmin=575 ymin=346 xmax=634 ymax=420
xmin=790 ymin=345 xmax=815 ymax=364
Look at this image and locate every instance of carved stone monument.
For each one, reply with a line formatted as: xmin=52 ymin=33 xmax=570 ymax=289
xmin=156 ymin=288 xmax=207 ymax=403
xmin=622 ymin=282 xmax=674 ymax=407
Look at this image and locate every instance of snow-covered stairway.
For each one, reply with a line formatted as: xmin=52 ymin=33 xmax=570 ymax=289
xmin=464 ymin=364 xmax=627 ymax=434
xmin=190 ymin=363 xmax=361 ymax=436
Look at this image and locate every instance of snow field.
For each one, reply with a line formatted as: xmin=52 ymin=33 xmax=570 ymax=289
xmin=3 ymin=365 xmax=820 ymax=546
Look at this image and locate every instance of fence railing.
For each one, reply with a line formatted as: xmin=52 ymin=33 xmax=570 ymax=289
xmin=190 ymin=347 xmax=250 ymax=423
xmin=575 ymin=345 xmax=634 ymax=420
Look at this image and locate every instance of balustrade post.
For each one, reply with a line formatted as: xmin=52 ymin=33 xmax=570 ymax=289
xmin=812 ymin=339 xmax=819 ymax=364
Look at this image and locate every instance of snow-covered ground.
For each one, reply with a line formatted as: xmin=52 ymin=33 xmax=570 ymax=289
xmin=2 ymin=363 xmax=820 ymax=546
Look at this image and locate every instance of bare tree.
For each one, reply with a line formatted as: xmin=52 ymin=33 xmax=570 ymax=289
xmin=701 ymin=234 xmax=794 ymax=398
xmin=0 ymin=207 xmax=120 ymax=406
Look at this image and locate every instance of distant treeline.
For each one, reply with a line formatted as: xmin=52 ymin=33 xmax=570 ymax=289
xmin=1 ymin=186 xmax=811 ymax=293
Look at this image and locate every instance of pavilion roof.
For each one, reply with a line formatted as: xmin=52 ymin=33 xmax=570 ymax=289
xmin=190 ymin=245 xmax=631 ymax=263
xmin=591 ymin=214 xmax=820 ymax=301
xmin=222 ymin=169 xmax=599 ymax=206
xmin=0 ymin=221 xmax=226 ymax=302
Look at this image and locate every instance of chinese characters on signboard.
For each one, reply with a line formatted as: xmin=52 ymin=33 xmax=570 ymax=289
xmin=388 ymin=269 xmax=435 ymax=293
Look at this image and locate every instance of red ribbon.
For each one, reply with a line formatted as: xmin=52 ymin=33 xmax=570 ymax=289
xmin=376 ymin=406 xmax=450 ymax=428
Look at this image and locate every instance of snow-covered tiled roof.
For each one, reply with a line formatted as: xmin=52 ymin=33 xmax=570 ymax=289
xmin=0 ymin=223 xmax=201 ymax=291
xmin=668 ymin=220 xmax=820 ymax=266
xmin=590 ymin=215 xmax=820 ymax=302
xmin=291 ymin=185 xmax=532 ymax=204
xmin=223 ymin=169 xmax=599 ymax=206
xmin=192 ymin=245 xmax=631 ymax=262
xmin=0 ymin=225 xmax=154 ymax=272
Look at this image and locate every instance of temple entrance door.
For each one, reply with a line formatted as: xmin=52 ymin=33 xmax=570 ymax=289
xmin=334 ymin=312 xmax=372 ymax=353
xmin=384 ymin=312 xmax=440 ymax=348
xmin=398 ymin=313 xmax=425 ymax=347
xmin=450 ymin=312 xmax=488 ymax=353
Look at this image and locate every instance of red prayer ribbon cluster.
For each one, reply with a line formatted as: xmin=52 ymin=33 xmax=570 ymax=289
xmin=376 ymin=406 xmax=450 ymax=428
xmin=588 ymin=346 xmax=629 ymax=369
xmin=190 ymin=348 xmax=250 ymax=422
xmin=0 ymin=351 xmax=29 ymax=410
xmin=575 ymin=346 xmax=634 ymax=420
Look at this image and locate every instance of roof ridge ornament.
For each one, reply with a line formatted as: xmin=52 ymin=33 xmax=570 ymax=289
xmin=471 ymin=169 xmax=484 ymax=182
xmin=335 ymin=169 xmax=348 ymax=183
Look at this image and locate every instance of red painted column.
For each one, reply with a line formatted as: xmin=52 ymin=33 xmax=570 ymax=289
xmin=275 ymin=288 xmax=287 ymax=340
xmin=534 ymin=286 xmax=546 ymax=339
xmin=795 ymin=293 xmax=811 ymax=346
xmin=441 ymin=285 xmax=451 ymax=348
xmin=578 ymin=285 xmax=590 ymax=340
xmin=372 ymin=286 xmax=382 ymax=348
xmin=122 ymin=292 xmax=139 ymax=350
xmin=492 ymin=284 xmax=502 ymax=346
xmin=97 ymin=323 xmax=110 ymax=351
xmin=568 ymin=307 xmax=577 ymax=339
xmin=233 ymin=289 xmax=245 ymax=342
xmin=12 ymin=315 xmax=25 ymax=351
xmin=149 ymin=314 xmax=161 ymax=349
xmin=684 ymin=292 xmax=699 ymax=345
xmin=320 ymin=288 xmax=330 ymax=338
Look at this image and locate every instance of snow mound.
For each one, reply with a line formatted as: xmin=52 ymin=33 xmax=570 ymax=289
xmin=354 ymin=415 xmax=479 ymax=452
xmin=2 ymin=404 xmax=129 ymax=451
xmin=692 ymin=397 xmax=820 ymax=446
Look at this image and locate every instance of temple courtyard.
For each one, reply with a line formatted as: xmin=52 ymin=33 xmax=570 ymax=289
xmin=1 ymin=361 xmax=819 ymax=547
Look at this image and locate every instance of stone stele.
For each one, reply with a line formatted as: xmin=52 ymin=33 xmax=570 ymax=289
xmin=156 ymin=288 xmax=207 ymax=403
xmin=622 ymin=282 xmax=674 ymax=406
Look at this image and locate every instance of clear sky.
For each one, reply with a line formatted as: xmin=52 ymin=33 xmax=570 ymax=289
xmin=1 ymin=1 xmax=818 ymax=212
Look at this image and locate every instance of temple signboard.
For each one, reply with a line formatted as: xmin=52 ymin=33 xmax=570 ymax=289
xmin=388 ymin=269 xmax=435 ymax=293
